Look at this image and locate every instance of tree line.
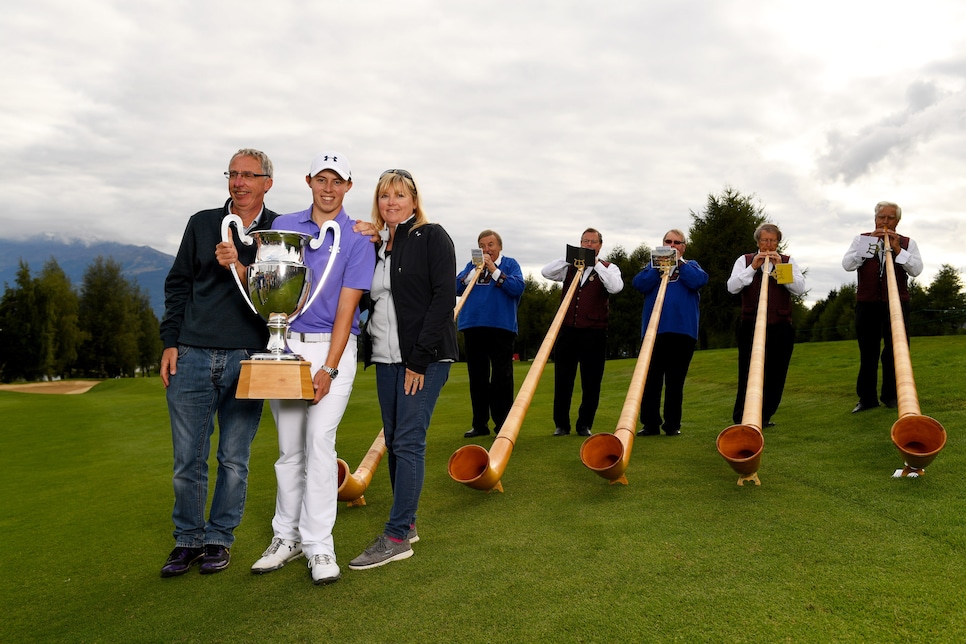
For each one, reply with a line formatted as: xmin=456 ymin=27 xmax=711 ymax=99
xmin=2 ymin=188 xmax=962 ymax=382
xmin=0 ymin=257 xmax=161 ymax=382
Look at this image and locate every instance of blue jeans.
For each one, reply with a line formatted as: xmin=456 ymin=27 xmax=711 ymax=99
xmin=166 ymin=346 xmax=264 ymax=548
xmin=375 ymin=362 xmax=450 ymax=539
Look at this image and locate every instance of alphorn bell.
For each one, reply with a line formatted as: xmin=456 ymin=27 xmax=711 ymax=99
xmin=881 ymin=232 xmax=946 ymax=477
xmin=338 ymin=255 xmax=490 ymax=505
xmin=580 ymin=246 xmax=677 ymax=484
xmin=448 ymin=245 xmax=596 ymax=492
xmin=337 ymin=430 xmax=386 ymax=507
xmin=716 ymin=257 xmax=770 ymax=486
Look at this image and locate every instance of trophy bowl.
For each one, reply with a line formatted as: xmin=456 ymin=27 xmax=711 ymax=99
xmin=246 ymin=231 xmax=315 ymax=360
xmin=221 ymin=216 xmax=342 ymax=399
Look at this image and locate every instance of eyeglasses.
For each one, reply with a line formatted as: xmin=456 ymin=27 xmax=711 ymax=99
xmin=381 ymin=169 xmax=416 ymax=194
xmin=580 ymin=238 xmax=602 ymax=245
xmin=225 ymin=171 xmax=271 ymax=180
xmin=663 ymin=239 xmax=685 ymax=246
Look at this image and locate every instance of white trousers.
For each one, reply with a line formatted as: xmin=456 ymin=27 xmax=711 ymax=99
xmin=269 ymin=337 xmax=357 ymax=559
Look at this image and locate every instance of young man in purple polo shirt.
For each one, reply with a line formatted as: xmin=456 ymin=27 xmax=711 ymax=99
xmin=248 ymin=151 xmax=376 ymax=585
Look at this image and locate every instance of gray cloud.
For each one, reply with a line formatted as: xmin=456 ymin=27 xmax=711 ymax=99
xmin=2 ymin=1 xmax=965 ymax=306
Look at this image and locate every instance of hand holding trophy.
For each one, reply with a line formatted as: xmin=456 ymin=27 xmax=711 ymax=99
xmin=220 ymin=214 xmax=342 ymax=399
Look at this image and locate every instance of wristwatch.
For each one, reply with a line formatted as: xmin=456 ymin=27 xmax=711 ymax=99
xmin=320 ymin=365 xmax=339 ymax=380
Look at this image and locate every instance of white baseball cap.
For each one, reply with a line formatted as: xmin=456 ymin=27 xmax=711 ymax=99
xmin=309 ymin=151 xmax=351 ymax=181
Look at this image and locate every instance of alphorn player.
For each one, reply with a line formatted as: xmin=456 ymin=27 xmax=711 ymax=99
xmin=842 ymin=201 xmax=923 ymax=414
xmin=632 ymin=229 xmax=708 ymax=437
xmin=457 ymin=230 xmax=525 ymax=438
xmin=542 ymin=228 xmax=624 ymax=437
xmin=726 ymin=223 xmax=806 ymax=428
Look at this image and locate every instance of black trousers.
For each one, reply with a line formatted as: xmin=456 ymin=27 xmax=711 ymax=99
xmin=463 ymin=327 xmax=516 ymax=432
xmin=854 ymin=301 xmax=909 ymax=406
xmin=640 ymin=332 xmax=696 ymax=432
xmin=732 ymin=320 xmax=794 ymax=425
xmin=552 ymin=326 xmax=607 ymax=431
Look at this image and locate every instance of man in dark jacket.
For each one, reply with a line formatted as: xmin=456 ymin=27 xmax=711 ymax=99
xmin=541 ymin=228 xmax=623 ymax=436
xmin=158 ymin=149 xmax=278 ymax=577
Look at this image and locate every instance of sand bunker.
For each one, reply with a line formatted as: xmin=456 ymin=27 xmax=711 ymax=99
xmin=0 ymin=380 xmax=102 ymax=395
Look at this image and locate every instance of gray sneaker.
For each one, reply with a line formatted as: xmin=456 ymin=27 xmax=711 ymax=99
xmin=348 ymin=534 xmax=413 ymax=570
xmin=407 ymin=526 xmax=419 ymax=544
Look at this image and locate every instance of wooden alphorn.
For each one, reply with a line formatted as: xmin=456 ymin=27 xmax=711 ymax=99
xmin=580 ymin=247 xmax=676 ymax=484
xmin=715 ymin=258 xmax=770 ymax=486
xmin=448 ymin=248 xmax=592 ymax=492
xmin=340 ymin=259 xmax=487 ymax=505
xmin=882 ymin=233 xmax=946 ymax=476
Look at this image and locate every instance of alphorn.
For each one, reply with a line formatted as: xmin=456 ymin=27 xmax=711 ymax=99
xmin=338 ymin=262 xmax=487 ymax=506
xmin=715 ymin=258 xmax=770 ymax=486
xmin=453 ymin=249 xmax=485 ymax=318
xmin=580 ymin=247 xmax=677 ymax=484
xmin=882 ymin=233 xmax=946 ymax=476
xmin=448 ymin=247 xmax=595 ymax=492
xmin=337 ymin=429 xmax=386 ymax=507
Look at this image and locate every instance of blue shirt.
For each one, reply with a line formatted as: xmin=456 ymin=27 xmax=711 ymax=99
xmin=632 ymin=260 xmax=708 ymax=340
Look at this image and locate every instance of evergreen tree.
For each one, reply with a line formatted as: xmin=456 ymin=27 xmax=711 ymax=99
xmin=37 ymin=258 xmax=85 ymax=379
xmin=0 ymin=262 xmax=45 ymax=381
xmin=516 ymin=274 xmax=559 ymax=361
xmin=923 ymin=264 xmax=966 ymax=335
xmin=687 ymin=187 xmax=768 ymax=349
xmin=604 ymin=243 xmax=651 ymax=359
xmin=135 ymin=288 xmax=162 ymax=376
xmin=77 ymin=257 xmax=141 ymax=377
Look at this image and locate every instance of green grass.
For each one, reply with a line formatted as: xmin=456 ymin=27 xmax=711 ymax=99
xmin=1 ymin=336 xmax=964 ymax=643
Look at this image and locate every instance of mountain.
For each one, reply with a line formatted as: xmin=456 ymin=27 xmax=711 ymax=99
xmin=0 ymin=236 xmax=175 ymax=316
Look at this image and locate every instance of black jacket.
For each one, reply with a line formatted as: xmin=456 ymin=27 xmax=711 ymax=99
xmin=160 ymin=199 xmax=278 ymax=350
xmin=365 ymin=219 xmax=458 ymax=373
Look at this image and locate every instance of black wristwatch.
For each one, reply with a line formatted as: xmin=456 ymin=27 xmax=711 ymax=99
xmin=320 ymin=365 xmax=339 ymax=380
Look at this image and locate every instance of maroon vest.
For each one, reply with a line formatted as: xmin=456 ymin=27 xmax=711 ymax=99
xmin=856 ymin=235 xmax=911 ymax=303
xmin=561 ymin=262 xmax=611 ymax=330
xmin=739 ymin=254 xmax=793 ymax=324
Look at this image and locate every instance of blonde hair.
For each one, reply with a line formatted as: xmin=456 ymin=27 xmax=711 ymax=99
xmin=370 ymin=171 xmax=429 ymax=232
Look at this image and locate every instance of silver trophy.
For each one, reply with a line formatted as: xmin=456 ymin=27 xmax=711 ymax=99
xmin=220 ymin=214 xmax=342 ymax=398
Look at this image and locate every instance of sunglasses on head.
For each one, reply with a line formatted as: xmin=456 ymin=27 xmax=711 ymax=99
xmin=381 ymin=169 xmax=414 ymax=181
xmin=381 ymin=169 xmax=416 ymax=194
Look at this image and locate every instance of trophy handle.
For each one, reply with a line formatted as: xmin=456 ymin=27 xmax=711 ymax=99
xmin=220 ymin=214 xmax=258 ymax=315
xmin=290 ymin=219 xmax=343 ymax=322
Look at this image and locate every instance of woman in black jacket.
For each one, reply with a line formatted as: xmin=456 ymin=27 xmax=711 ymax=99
xmin=349 ymin=169 xmax=457 ymax=571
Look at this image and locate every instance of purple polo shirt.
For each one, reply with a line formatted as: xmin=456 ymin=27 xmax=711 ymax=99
xmin=271 ymin=207 xmax=376 ymax=335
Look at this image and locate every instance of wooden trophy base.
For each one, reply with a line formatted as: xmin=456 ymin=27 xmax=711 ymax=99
xmin=236 ymin=360 xmax=314 ymax=400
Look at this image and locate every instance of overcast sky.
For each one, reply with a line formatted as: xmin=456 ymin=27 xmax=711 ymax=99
xmin=3 ymin=0 xmax=964 ymax=305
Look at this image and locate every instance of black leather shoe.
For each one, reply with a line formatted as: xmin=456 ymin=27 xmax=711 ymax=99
xmin=852 ymin=401 xmax=878 ymax=414
xmin=160 ymin=546 xmax=204 ymax=578
xmin=463 ymin=428 xmax=490 ymax=438
xmin=664 ymin=429 xmax=681 ymax=436
xmin=199 ymin=544 xmax=230 ymax=574
xmin=883 ymin=398 xmax=898 ymax=409
xmin=764 ymin=421 xmax=776 ymax=428
xmin=553 ymin=427 xmax=570 ymax=436
xmin=637 ymin=427 xmax=660 ymax=436
xmin=575 ymin=426 xmax=592 ymax=437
